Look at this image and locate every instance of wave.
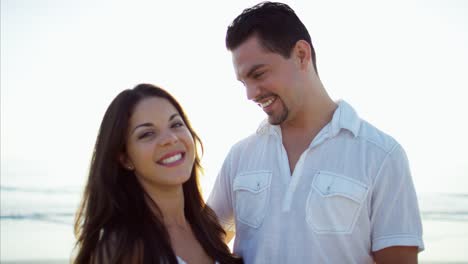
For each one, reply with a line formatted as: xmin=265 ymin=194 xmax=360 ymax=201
xmin=2 ymin=185 xmax=468 ymax=223
xmin=1 ymin=213 xmax=75 ymax=225
xmin=418 ymin=192 xmax=468 ymax=221
xmin=421 ymin=211 xmax=468 ymax=221
xmin=1 ymin=185 xmax=82 ymax=194
xmin=1 ymin=185 xmax=81 ymax=225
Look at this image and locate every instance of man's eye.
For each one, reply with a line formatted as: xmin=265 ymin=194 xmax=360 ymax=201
xmin=253 ymin=72 xmax=264 ymax=79
xmin=138 ymin=131 xmax=154 ymax=139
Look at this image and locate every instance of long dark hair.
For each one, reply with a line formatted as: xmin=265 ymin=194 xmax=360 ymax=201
xmin=73 ymin=83 xmax=242 ymax=263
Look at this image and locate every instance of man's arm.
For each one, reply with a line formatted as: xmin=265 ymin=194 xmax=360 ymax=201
xmin=370 ymin=144 xmax=424 ymax=254
xmin=373 ymin=246 xmax=418 ymax=264
xmin=207 ymin=149 xmax=236 ymax=243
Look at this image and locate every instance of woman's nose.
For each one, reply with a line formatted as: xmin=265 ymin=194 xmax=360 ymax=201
xmin=158 ymin=130 xmax=178 ymax=146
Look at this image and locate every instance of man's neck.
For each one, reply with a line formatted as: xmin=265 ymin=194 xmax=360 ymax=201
xmin=281 ymin=95 xmax=337 ymax=138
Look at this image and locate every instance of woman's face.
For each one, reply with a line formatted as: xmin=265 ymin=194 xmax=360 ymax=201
xmin=122 ymin=96 xmax=195 ymax=192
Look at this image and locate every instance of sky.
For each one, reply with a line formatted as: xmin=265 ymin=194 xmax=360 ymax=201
xmin=1 ymin=0 xmax=468 ymax=195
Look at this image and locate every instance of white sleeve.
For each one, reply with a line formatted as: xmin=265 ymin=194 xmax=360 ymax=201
xmin=207 ymin=149 xmax=235 ymax=232
xmin=370 ymin=143 xmax=424 ymax=252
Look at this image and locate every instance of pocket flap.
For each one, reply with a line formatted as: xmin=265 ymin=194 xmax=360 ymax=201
xmin=312 ymin=171 xmax=368 ymax=203
xmin=233 ymin=171 xmax=272 ymax=194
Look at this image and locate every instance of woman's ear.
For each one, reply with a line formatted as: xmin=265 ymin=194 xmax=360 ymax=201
xmin=119 ymin=153 xmax=134 ymax=170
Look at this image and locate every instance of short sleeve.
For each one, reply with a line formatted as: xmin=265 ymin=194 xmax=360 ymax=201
xmin=370 ymin=143 xmax=424 ymax=252
xmin=207 ymin=149 xmax=235 ymax=232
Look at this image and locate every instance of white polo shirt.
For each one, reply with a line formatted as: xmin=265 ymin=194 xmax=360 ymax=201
xmin=208 ymin=101 xmax=424 ymax=264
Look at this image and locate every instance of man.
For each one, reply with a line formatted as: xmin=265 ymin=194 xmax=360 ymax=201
xmin=208 ymin=2 xmax=424 ymax=263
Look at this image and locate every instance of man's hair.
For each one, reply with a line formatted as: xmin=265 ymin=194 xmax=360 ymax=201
xmin=226 ymin=1 xmax=317 ymax=73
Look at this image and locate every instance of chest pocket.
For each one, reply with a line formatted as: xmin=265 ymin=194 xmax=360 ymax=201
xmin=233 ymin=171 xmax=272 ymax=228
xmin=306 ymin=171 xmax=368 ymax=234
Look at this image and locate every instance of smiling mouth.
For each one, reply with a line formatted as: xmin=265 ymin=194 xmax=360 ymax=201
xmin=157 ymin=152 xmax=185 ymax=165
xmin=257 ymin=96 xmax=276 ymax=109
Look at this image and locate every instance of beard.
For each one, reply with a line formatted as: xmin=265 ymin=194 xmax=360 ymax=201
xmin=267 ymin=100 xmax=289 ymax=125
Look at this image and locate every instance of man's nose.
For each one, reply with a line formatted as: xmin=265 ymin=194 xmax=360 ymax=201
xmin=246 ymin=82 xmax=261 ymax=101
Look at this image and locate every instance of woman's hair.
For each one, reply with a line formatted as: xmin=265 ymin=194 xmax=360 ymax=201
xmin=73 ymin=83 xmax=242 ymax=264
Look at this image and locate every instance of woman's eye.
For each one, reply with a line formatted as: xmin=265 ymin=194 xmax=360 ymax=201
xmin=138 ymin=131 xmax=154 ymax=139
xmin=172 ymin=121 xmax=184 ymax=128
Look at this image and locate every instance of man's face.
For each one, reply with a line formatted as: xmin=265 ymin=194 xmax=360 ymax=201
xmin=232 ymin=35 xmax=302 ymax=125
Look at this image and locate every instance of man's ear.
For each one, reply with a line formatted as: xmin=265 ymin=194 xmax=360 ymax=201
xmin=293 ymin=40 xmax=312 ymax=69
xmin=119 ymin=153 xmax=134 ymax=170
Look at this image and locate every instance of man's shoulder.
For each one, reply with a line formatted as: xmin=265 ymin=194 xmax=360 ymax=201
xmin=355 ymin=119 xmax=400 ymax=154
xmin=335 ymin=101 xmax=401 ymax=154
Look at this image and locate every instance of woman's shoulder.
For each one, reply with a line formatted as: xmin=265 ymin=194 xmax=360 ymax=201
xmin=93 ymin=230 xmax=143 ymax=263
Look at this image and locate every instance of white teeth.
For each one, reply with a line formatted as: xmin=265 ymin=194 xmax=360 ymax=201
xmin=161 ymin=153 xmax=182 ymax=164
xmin=260 ymin=98 xmax=275 ymax=108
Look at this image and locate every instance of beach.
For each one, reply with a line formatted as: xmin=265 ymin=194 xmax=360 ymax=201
xmin=419 ymin=219 xmax=468 ymax=263
xmin=1 ymin=219 xmax=75 ymax=263
xmin=1 ymin=188 xmax=467 ymax=263
xmin=2 ymin=219 xmax=468 ymax=264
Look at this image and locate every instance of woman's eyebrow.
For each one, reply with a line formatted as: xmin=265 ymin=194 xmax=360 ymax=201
xmin=131 ymin=122 xmax=153 ymax=134
xmin=169 ymin=113 xmax=180 ymax=121
xmin=131 ymin=113 xmax=180 ymax=135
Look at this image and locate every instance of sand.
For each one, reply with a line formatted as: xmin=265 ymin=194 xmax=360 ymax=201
xmin=2 ymin=218 xmax=468 ymax=263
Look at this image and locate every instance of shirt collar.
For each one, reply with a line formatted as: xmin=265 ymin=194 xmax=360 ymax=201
xmin=256 ymin=100 xmax=360 ymax=138
xmin=256 ymin=119 xmax=281 ymax=138
xmin=329 ymin=100 xmax=360 ymax=138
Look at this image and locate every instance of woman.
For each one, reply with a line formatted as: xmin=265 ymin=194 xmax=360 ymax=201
xmin=73 ymin=83 xmax=242 ymax=264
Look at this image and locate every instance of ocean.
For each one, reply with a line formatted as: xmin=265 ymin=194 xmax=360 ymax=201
xmin=1 ymin=186 xmax=467 ymax=263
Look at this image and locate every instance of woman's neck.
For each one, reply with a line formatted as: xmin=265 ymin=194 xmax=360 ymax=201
xmin=146 ymin=185 xmax=188 ymax=229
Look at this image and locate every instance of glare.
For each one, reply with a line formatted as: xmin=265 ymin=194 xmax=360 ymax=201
xmin=1 ymin=0 xmax=468 ymax=261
